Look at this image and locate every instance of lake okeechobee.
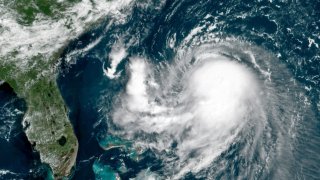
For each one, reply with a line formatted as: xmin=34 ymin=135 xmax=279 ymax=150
xmin=1 ymin=0 xmax=319 ymax=179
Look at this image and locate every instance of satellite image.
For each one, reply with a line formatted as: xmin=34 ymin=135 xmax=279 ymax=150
xmin=0 ymin=0 xmax=319 ymax=179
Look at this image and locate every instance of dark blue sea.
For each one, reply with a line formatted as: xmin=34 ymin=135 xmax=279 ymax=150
xmin=0 ymin=82 xmax=51 ymax=179
xmin=1 ymin=0 xmax=320 ymax=179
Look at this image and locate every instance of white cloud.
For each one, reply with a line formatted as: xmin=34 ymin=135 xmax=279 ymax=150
xmin=0 ymin=0 xmax=134 ymax=69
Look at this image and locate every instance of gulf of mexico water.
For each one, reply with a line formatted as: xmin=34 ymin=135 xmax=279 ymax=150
xmin=0 ymin=82 xmax=52 ymax=179
xmin=1 ymin=0 xmax=319 ymax=179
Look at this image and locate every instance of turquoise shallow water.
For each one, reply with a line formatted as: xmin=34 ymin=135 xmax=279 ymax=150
xmin=58 ymin=1 xmax=320 ymax=179
xmin=1 ymin=0 xmax=319 ymax=179
xmin=57 ymin=0 xmax=319 ymax=179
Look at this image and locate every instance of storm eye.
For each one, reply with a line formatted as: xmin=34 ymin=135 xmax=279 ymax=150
xmin=58 ymin=136 xmax=67 ymax=146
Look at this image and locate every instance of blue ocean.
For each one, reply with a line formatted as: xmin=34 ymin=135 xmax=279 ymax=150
xmin=1 ymin=0 xmax=319 ymax=179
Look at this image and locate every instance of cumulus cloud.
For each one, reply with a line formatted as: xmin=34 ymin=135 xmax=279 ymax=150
xmin=110 ymin=51 xmax=262 ymax=178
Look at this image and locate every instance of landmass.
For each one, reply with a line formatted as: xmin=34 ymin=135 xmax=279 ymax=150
xmin=0 ymin=0 xmax=83 ymax=178
xmin=0 ymin=53 xmax=78 ymax=178
xmin=0 ymin=0 xmax=133 ymax=178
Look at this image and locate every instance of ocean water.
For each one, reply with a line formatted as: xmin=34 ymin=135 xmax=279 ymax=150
xmin=57 ymin=0 xmax=320 ymax=179
xmin=0 ymin=82 xmax=51 ymax=179
xmin=1 ymin=0 xmax=320 ymax=179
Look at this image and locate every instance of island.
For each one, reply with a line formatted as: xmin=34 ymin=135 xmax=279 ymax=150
xmin=0 ymin=0 xmax=130 ymax=178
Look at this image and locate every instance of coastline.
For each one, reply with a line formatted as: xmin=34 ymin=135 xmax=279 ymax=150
xmin=0 ymin=55 xmax=79 ymax=178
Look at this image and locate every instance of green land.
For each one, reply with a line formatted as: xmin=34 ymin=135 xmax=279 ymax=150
xmin=2 ymin=0 xmax=80 ymax=25
xmin=0 ymin=53 xmax=78 ymax=178
xmin=0 ymin=0 xmax=84 ymax=178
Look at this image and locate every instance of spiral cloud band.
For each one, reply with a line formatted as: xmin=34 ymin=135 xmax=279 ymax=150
xmin=51 ymin=1 xmax=319 ymax=178
xmin=107 ymin=42 xmax=287 ymax=178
